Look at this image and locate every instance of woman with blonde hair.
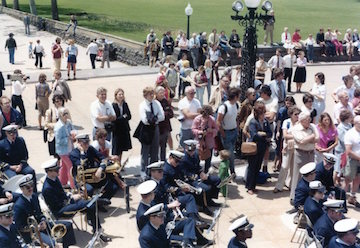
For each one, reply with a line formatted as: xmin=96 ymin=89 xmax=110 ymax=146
xmin=112 ymin=88 xmax=132 ymax=162
xmin=35 ymin=73 xmax=52 ymax=130
xmin=65 ymin=39 xmax=78 ymax=80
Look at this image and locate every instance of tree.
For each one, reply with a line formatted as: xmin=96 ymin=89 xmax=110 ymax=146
xmin=1 ymin=0 xmax=7 ymax=7
xmin=29 ymin=0 xmax=37 ymax=15
xmin=51 ymin=0 xmax=59 ymax=20
xmin=13 ymin=0 xmax=19 ymax=10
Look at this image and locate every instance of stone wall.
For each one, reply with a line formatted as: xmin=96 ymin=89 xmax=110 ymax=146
xmin=0 ymin=6 xmax=147 ymax=66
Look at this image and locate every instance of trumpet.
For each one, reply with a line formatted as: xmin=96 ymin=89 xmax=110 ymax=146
xmin=44 ymin=209 xmax=67 ymax=240
xmin=174 ymin=179 xmax=203 ymax=195
xmin=217 ymin=174 xmax=235 ymax=189
xmin=168 ymin=193 xmax=184 ymax=219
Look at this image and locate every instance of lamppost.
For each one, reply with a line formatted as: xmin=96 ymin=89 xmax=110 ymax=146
xmin=185 ymin=3 xmax=193 ymax=40
xmin=231 ymin=0 xmax=272 ymax=101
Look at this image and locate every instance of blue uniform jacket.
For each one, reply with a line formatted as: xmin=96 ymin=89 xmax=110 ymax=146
xmin=69 ymin=146 xmax=105 ymax=177
xmin=136 ymin=201 xmax=151 ymax=231
xmin=42 ymin=177 xmax=68 ymax=216
xmin=304 ymin=196 xmax=324 ymax=226
xmin=180 ymin=152 xmax=202 ymax=181
xmin=228 ymin=236 xmax=247 ymax=248
xmin=294 ymin=177 xmax=310 ymax=209
xmin=0 ymin=224 xmax=23 ymax=248
xmin=162 ymin=161 xmax=184 ymax=195
xmin=139 ymin=222 xmax=169 ymax=248
xmin=316 ymin=162 xmax=334 ymax=191
xmin=328 ymin=236 xmax=359 ymax=248
xmin=14 ymin=193 xmax=45 ymax=243
xmin=0 ymin=137 xmax=28 ymax=165
xmin=1 ymin=108 xmax=23 ymax=138
xmin=313 ymin=213 xmax=337 ymax=248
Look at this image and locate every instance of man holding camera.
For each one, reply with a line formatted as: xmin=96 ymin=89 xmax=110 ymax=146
xmin=10 ymin=70 xmax=27 ymax=127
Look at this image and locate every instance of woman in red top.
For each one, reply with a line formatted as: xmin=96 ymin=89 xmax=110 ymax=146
xmin=52 ymin=37 xmax=63 ymax=71
xmin=292 ymin=28 xmax=303 ymax=49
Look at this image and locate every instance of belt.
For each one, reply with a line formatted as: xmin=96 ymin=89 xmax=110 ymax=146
xmin=224 ymin=128 xmax=236 ymax=131
xmin=295 ymin=148 xmax=314 ymax=153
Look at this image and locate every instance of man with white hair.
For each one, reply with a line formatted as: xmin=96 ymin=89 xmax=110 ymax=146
xmin=290 ymin=111 xmax=319 ymax=203
xmin=344 ymin=115 xmax=360 ymax=208
xmin=333 ymin=90 xmax=353 ymax=125
xmin=178 ymin=86 xmax=201 ymax=148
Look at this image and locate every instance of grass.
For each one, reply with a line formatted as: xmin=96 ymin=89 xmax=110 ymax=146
xmin=6 ymin=0 xmax=360 ymax=43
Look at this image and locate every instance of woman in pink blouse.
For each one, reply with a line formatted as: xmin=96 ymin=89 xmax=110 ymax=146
xmin=192 ymin=105 xmax=218 ymax=173
xmin=314 ymin=112 xmax=339 ymax=164
xmin=293 ymin=51 xmax=307 ymax=93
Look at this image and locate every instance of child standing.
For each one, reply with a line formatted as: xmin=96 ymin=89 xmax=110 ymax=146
xmin=204 ymin=59 xmax=212 ymax=101
xmin=218 ymin=150 xmax=230 ymax=197
xmin=293 ymin=50 xmax=307 ymax=93
xmin=165 ymin=62 xmax=178 ymax=96
xmin=194 ymin=66 xmax=208 ymax=106
xmin=28 ymin=41 xmax=34 ymax=59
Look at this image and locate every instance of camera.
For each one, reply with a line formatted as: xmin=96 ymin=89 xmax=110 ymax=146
xmin=7 ymin=74 xmax=29 ymax=81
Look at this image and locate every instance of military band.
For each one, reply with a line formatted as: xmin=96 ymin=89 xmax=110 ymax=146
xmin=0 ymin=203 xmax=24 ymax=248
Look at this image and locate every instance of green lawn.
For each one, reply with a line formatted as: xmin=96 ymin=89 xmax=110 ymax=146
xmin=7 ymin=0 xmax=360 ymax=43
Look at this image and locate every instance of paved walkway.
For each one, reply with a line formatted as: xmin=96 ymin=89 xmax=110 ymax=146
xmin=0 ymin=13 xmax=359 ymax=248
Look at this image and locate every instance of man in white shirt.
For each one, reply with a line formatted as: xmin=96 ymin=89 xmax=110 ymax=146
xmin=266 ymin=68 xmax=286 ymax=108
xmin=10 ymin=70 xmax=27 ymax=127
xmin=216 ymin=87 xmax=240 ymax=174
xmin=138 ymin=87 xmax=165 ymax=173
xmin=34 ymin=39 xmax=45 ymax=69
xmin=90 ymin=87 xmax=116 ymax=141
xmin=283 ymin=49 xmax=296 ymax=92
xmin=281 ymin=27 xmax=294 ymax=49
xmin=344 ymin=115 xmax=360 ymax=208
xmin=178 ymin=86 xmax=201 ymax=148
xmin=208 ymin=28 xmax=219 ymax=47
xmin=86 ymin=39 xmax=99 ymax=69
xmin=268 ymin=48 xmax=285 ymax=80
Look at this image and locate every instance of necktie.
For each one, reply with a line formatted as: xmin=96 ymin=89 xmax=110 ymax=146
xmin=285 ymin=33 xmax=288 ymax=40
xmin=150 ymin=102 xmax=154 ymax=114
xmin=277 ymin=56 xmax=280 ymax=68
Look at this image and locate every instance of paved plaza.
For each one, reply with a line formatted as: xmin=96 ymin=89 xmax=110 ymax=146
xmin=0 ymin=13 xmax=359 ymax=248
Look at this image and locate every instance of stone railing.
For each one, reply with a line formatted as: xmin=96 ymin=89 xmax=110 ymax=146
xmin=0 ymin=6 xmax=147 ymax=66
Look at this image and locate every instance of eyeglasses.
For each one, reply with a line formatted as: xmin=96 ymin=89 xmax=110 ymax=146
xmin=3 ymin=213 xmax=13 ymax=218
xmin=154 ymin=213 xmax=165 ymax=218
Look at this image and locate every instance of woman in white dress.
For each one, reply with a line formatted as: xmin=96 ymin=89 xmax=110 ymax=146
xmin=310 ymin=72 xmax=326 ymax=123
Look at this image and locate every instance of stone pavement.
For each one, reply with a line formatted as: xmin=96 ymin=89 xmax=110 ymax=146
xmin=0 ymin=12 xmax=359 ymax=248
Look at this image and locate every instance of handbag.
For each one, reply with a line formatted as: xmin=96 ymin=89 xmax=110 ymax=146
xmin=43 ymin=129 xmax=48 ymax=143
xmin=104 ymin=121 xmax=114 ymax=132
xmin=241 ymin=142 xmax=257 ymax=156
xmin=133 ymin=121 xmax=154 ymax=145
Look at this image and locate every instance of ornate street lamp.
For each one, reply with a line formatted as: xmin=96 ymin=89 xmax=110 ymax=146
xmin=231 ymin=0 xmax=272 ymax=100
xmin=185 ymin=3 xmax=193 ymax=40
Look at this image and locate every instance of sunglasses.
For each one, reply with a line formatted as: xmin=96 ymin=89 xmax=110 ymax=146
xmin=3 ymin=213 xmax=13 ymax=218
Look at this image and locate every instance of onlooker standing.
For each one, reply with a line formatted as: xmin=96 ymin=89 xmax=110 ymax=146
xmin=137 ymin=86 xmax=164 ymax=172
xmin=162 ymin=31 xmax=174 ymax=56
xmin=193 ymin=66 xmax=207 ymax=106
xmin=28 ymin=41 xmax=33 ymax=59
xmin=283 ymin=49 xmax=296 ymax=92
xmin=178 ymin=33 xmax=189 ymax=61
xmin=156 ymin=86 xmax=173 ymax=161
xmin=52 ymin=37 xmax=63 ymax=71
xmin=204 ymin=59 xmax=212 ymax=101
xmin=315 ymin=113 xmax=338 ymax=164
xmin=35 ymin=73 xmax=52 ymax=130
xmin=10 ymin=70 xmax=27 ymax=127
xmin=208 ymin=28 xmax=219 ymax=47
xmin=268 ymin=48 xmax=285 ymax=80
xmin=45 ymin=94 xmax=65 ymax=157
xmin=344 ymin=115 xmax=360 ymax=208
xmin=293 ymin=51 xmax=307 ymax=93
xmin=310 ymin=72 xmax=326 ymax=123
xmin=333 ymin=91 xmax=353 ymax=125
xmin=65 ymin=40 xmax=78 ymax=80
xmin=209 ymin=45 xmax=221 ymax=85
xmin=99 ymin=38 xmax=110 ymax=68
xmin=263 ymin=10 xmax=275 ymax=46
xmin=178 ymin=86 xmax=201 ymax=148
xmin=246 ymin=101 xmax=272 ymax=194
xmin=304 ymin=34 xmax=315 ymax=63
xmin=112 ymin=88 xmax=132 ymax=162
xmin=209 ymin=76 xmax=230 ymax=112
xmin=34 ymin=40 xmax=45 ymax=69
xmin=255 ymin=54 xmax=268 ymax=84
xmin=332 ymin=75 xmax=355 ymax=102
xmin=192 ymin=105 xmax=218 ymax=173
xmin=189 ymin=33 xmax=200 ymax=70
xmin=216 ymin=88 xmax=240 ymax=174
xmin=90 ymin=87 xmax=116 ymax=141
xmin=5 ymin=33 xmax=17 ymax=64
xmin=165 ymin=62 xmax=177 ymax=95
xmin=52 ymin=70 xmax=72 ymax=102
xmin=301 ymin=93 xmax=317 ymax=123
xmin=86 ymin=39 xmax=99 ymax=69
xmin=54 ymin=107 xmax=76 ymax=188
xmin=290 ymin=112 xmax=319 ymax=201
xmin=266 ymin=68 xmax=286 ymax=108
xmin=23 ymin=13 xmax=30 ymax=35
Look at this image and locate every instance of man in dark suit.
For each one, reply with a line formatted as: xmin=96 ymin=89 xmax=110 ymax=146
xmin=313 ymin=199 xmax=345 ymax=248
xmin=14 ymin=174 xmax=76 ymax=247
xmin=0 ymin=125 xmax=36 ymax=189
xmin=41 ymin=158 xmax=111 ymax=243
xmin=0 ymin=203 xmax=23 ymax=248
xmin=162 ymin=31 xmax=174 ymax=56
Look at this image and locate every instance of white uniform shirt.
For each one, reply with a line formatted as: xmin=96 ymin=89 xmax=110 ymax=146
xmin=11 ymin=80 xmax=26 ymax=96
xmin=283 ymin=54 xmax=296 ymax=69
xmin=90 ymin=99 xmax=116 ymax=128
xmin=139 ymin=99 xmax=165 ymax=125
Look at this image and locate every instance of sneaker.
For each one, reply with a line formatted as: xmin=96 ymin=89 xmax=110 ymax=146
xmin=99 ymin=234 xmax=112 ymax=242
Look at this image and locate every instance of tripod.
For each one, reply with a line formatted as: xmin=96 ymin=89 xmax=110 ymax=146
xmin=85 ymin=188 xmax=104 ymax=248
